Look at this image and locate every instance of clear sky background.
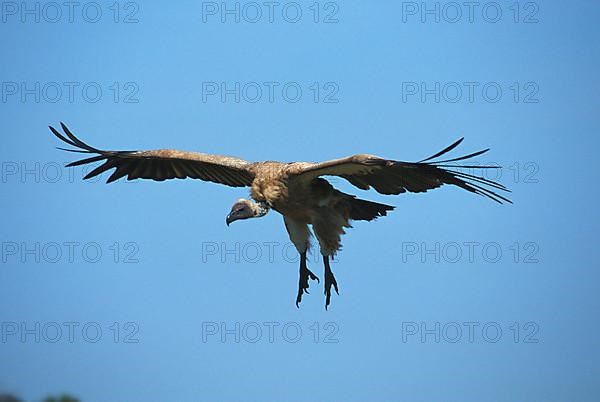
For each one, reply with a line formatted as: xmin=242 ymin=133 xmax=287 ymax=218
xmin=0 ymin=1 xmax=599 ymax=401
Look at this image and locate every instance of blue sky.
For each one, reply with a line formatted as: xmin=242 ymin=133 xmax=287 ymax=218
xmin=0 ymin=1 xmax=599 ymax=401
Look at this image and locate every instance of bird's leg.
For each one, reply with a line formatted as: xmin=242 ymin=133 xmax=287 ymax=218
xmin=323 ymin=255 xmax=339 ymax=310
xmin=296 ymin=251 xmax=319 ymax=308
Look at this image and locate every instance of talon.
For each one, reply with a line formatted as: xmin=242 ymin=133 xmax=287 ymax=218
xmin=323 ymin=254 xmax=339 ymax=309
xmin=295 ymin=252 xmax=319 ymax=307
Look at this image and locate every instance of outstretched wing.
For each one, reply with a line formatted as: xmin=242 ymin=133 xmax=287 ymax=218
xmin=50 ymin=123 xmax=255 ymax=186
xmin=290 ymin=138 xmax=511 ymax=204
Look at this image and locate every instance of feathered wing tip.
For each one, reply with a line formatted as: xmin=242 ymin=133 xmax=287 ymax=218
xmin=49 ymin=122 xmax=102 ymax=154
xmin=50 ymin=123 xmax=109 ymax=173
xmin=419 ymin=137 xmax=465 ymax=163
xmin=50 ymin=123 xmax=136 ymax=179
xmin=418 ymin=138 xmax=513 ymax=204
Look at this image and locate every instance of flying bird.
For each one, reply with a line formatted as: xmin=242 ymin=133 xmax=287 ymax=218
xmin=50 ymin=123 xmax=511 ymax=309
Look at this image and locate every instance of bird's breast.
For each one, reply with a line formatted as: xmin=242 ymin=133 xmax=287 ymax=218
xmin=251 ymin=175 xmax=289 ymax=206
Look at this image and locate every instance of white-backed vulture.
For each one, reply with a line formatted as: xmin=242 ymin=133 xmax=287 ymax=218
xmin=50 ymin=123 xmax=511 ymax=309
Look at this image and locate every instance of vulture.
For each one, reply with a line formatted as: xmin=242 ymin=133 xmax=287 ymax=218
xmin=50 ymin=123 xmax=511 ymax=309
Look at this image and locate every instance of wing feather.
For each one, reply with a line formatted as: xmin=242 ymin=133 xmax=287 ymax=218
xmin=107 ymin=160 xmax=134 ymax=183
xmin=84 ymin=159 xmax=119 ymax=180
xmin=50 ymin=123 xmax=255 ymax=187
xmin=291 ymin=140 xmax=511 ymax=204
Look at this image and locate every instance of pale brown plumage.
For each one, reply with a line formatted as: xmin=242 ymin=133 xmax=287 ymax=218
xmin=51 ymin=122 xmax=511 ymax=309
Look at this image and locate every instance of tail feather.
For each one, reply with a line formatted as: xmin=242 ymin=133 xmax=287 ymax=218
xmin=347 ymin=196 xmax=394 ymax=221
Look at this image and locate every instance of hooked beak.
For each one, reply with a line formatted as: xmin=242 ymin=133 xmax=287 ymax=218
xmin=226 ymin=213 xmax=234 ymax=226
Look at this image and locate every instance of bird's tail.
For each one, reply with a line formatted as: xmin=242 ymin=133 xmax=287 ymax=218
xmin=345 ymin=196 xmax=395 ymax=221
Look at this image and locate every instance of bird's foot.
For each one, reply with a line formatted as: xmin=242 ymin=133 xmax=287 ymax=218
xmin=323 ymin=256 xmax=339 ymax=310
xmin=296 ymin=260 xmax=319 ymax=308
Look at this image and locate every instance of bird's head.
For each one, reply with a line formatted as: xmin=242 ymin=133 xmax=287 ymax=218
xmin=226 ymin=199 xmax=269 ymax=226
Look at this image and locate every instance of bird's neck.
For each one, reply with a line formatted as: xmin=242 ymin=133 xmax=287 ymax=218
xmin=253 ymin=201 xmax=270 ymax=217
